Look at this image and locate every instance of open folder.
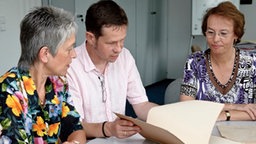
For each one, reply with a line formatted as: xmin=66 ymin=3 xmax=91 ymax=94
xmin=116 ymin=101 xmax=226 ymax=144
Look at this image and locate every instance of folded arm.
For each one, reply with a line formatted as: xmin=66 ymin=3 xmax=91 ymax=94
xmin=180 ymin=94 xmax=256 ymax=121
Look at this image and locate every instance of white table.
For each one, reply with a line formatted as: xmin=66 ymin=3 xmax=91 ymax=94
xmin=87 ymin=134 xmax=157 ymax=144
xmin=211 ymin=121 xmax=256 ymax=136
xmin=87 ymin=121 xmax=256 ymax=144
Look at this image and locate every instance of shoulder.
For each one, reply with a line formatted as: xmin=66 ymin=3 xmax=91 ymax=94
xmin=186 ymin=50 xmax=206 ymax=64
xmin=0 ymin=68 xmax=22 ymax=97
xmin=69 ymin=43 xmax=87 ymax=70
xmin=120 ymin=48 xmax=133 ymax=57
xmin=118 ymin=48 xmax=135 ymax=62
xmin=239 ymin=49 xmax=256 ymax=61
xmin=239 ymin=48 xmax=256 ymax=55
xmin=73 ymin=43 xmax=86 ymax=59
xmin=0 ymin=67 xmax=19 ymax=84
xmin=189 ymin=50 xmax=205 ymax=58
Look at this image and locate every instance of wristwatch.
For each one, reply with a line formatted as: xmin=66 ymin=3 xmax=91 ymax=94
xmin=225 ymin=110 xmax=231 ymax=121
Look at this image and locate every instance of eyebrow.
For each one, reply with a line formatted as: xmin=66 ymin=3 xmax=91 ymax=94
xmin=207 ymin=27 xmax=230 ymax=31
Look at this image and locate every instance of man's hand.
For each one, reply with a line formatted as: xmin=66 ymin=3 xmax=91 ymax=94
xmin=104 ymin=118 xmax=141 ymax=138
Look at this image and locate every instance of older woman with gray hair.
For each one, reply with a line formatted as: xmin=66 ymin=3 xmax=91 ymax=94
xmin=0 ymin=6 xmax=86 ymax=144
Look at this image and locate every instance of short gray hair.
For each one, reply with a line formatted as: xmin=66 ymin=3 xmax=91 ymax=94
xmin=18 ymin=6 xmax=78 ymax=70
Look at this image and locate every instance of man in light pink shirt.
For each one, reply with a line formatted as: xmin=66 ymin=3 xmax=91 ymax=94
xmin=67 ymin=0 xmax=158 ymax=139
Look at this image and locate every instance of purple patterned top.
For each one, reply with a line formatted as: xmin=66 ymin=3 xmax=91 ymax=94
xmin=180 ymin=48 xmax=256 ymax=104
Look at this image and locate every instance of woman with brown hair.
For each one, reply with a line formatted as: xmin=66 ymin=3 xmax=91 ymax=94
xmin=180 ymin=1 xmax=256 ymax=121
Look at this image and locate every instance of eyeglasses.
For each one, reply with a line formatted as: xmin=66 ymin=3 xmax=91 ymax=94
xmin=98 ymin=75 xmax=107 ymax=102
xmin=205 ymin=29 xmax=232 ymax=39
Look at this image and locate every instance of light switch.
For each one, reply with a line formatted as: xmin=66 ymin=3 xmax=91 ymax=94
xmin=0 ymin=23 xmax=6 ymax=31
xmin=0 ymin=16 xmax=5 ymax=24
xmin=0 ymin=16 xmax=6 ymax=31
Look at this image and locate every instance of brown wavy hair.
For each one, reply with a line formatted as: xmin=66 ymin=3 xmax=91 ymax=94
xmin=201 ymin=1 xmax=245 ymax=44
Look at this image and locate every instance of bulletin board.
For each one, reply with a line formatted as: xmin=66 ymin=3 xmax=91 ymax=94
xmin=191 ymin=0 xmax=240 ymax=35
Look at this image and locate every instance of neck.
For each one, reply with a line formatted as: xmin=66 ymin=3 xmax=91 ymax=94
xmin=211 ymin=47 xmax=235 ymax=66
xmin=86 ymin=42 xmax=107 ymax=73
xmin=29 ymin=65 xmax=47 ymax=101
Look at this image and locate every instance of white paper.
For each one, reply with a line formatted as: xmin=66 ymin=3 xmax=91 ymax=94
xmin=146 ymin=101 xmax=224 ymax=144
xmin=209 ymin=136 xmax=242 ymax=144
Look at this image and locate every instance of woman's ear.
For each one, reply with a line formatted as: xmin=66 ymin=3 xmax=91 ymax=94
xmin=38 ymin=46 xmax=49 ymax=63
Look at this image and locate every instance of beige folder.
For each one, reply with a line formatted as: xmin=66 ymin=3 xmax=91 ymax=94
xmin=116 ymin=100 xmax=225 ymax=144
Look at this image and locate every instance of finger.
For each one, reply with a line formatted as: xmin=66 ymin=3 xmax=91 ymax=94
xmin=246 ymin=108 xmax=256 ymax=120
xmin=119 ymin=119 xmax=135 ymax=126
xmin=126 ymin=130 xmax=139 ymax=136
xmin=123 ymin=125 xmax=141 ymax=131
xmin=249 ymin=107 xmax=256 ymax=120
xmin=117 ymin=131 xmax=128 ymax=139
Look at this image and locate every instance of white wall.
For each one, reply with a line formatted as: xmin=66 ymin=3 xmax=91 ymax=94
xmin=240 ymin=2 xmax=256 ymax=42
xmin=167 ymin=0 xmax=192 ymax=79
xmin=0 ymin=0 xmax=41 ymax=75
xmin=1 ymin=1 xmax=255 ymax=82
xmin=166 ymin=1 xmax=256 ymax=79
xmin=46 ymin=0 xmax=168 ymax=86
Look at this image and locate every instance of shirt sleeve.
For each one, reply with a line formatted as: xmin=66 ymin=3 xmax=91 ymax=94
xmin=180 ymin=53 xmax=201 ymax=98
xmin=125 ymin=49 xmax=149 ymax=104
xmin=0 ymin=72 xmax=30 ymax=143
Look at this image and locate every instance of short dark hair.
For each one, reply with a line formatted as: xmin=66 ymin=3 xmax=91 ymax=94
xmin=85 ymin=0 xmax=128 ymax=38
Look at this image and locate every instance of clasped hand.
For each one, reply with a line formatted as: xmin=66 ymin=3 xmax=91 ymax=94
xmin=233 ymin=104 xmax=256 ymax=120
xmin=107 ymin=118 xmax=141 ymax=138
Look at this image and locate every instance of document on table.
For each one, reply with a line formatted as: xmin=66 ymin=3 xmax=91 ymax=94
xmin=217 ymin=125 xmax=256 ymax=143
xmin=116 ymin=100 xmax=226 ymax=144
xmin=209 ymin=136 xmax=242 ymax=144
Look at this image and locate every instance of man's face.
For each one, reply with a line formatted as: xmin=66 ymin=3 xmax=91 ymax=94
xmin=93 ymin=25 xmax=127 ymax=63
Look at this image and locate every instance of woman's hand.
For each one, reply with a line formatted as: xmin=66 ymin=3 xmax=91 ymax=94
xmin=230 ymin=104 xmax=256 ymax=120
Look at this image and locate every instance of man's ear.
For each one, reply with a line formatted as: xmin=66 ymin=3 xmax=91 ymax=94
xmin=86 ymin=32 xmax=96 ymax=45
xmin=38 ymin=46 xmax=49 ymax=63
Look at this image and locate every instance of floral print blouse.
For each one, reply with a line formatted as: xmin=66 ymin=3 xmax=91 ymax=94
xmin=0 ymin=67 xmax=83 ymax=144
xmin=180 ymin=48 xmax=256 ymax=104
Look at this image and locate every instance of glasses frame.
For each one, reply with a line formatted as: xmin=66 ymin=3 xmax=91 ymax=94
xmin=205 ymin=29 xmax=233 ymax=40
xmin=98 ymin=75 xmax=107 ymax=103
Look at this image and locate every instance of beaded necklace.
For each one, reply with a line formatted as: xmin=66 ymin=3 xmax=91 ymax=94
xmin=206 ymin=48 xmax=239 ymax=89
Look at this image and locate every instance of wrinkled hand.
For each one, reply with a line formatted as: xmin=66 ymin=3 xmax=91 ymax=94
xmin=232 ymin=104 xmax=256 ymax=120
xmin=107 ymin=118 xmax=141 ymax=139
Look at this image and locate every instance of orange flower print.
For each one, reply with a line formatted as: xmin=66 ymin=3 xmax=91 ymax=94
xmin=6 ymin=95 xmax=22 ymax=116
xmin=51 ymin=95 xmax=60 ymax=105
xmin=0 ymin=72 xmax=15 ymax=83
xmin=33 ymin=116 xmax=46 ymax=137
xmin=62 ymin=102 xmax=70 ymax=118
xmin=22 ymin=76 xmax=36 ymax=95
xmin=48 ymin=122 xmax=60 ymax=136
